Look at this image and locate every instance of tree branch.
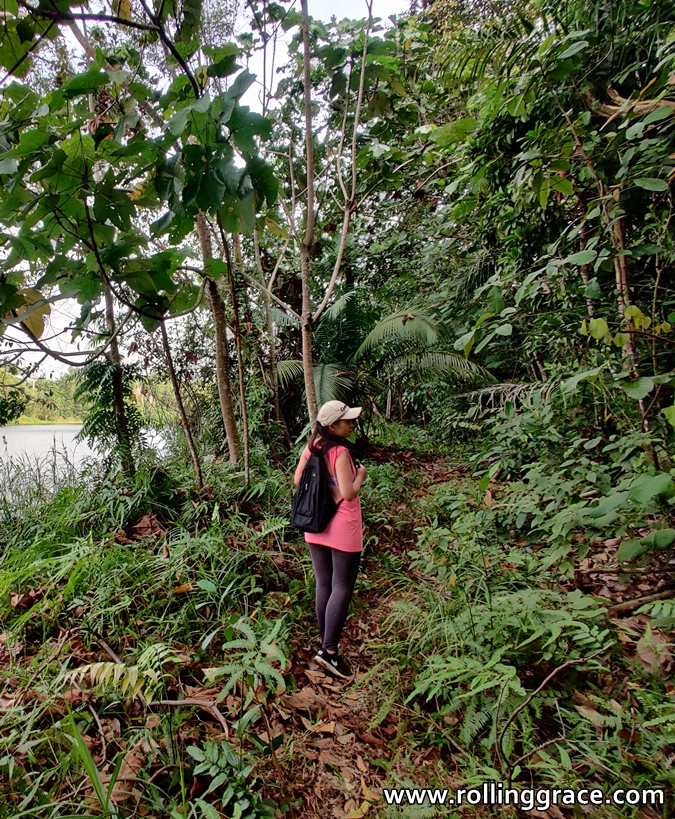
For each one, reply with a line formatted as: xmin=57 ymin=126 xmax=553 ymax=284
xmin=312 ymin=5 xmax=372 ymax=323
xmin=499 ymin=647 xmax=607 ymax=776
xmin=137 ymin=0 xmax=200 ymax=99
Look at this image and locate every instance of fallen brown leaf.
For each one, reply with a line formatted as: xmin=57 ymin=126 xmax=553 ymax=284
xmin=574 ymin=705 xmax=604 ymax=725
xmin=62 ymin=687 xmax=95 ymax=705
xmin=358 ymin=731 xmax=384 ymax=748
xmin=128 ymin=513 xmax=165 ymax=539
xmin=9 ymin=588 xmax=43 ymax=609
xmin=637 ymin=629 xmax=673 ymax=674
xmin=282 ymin=687 xmax=329 ymax=712
xmin=300 ymin=716 xmax=335 ymax=734
xmin=527 ymin=808 xmax=565 ymax=819
xmin=105 ymin=738 xmax=146 ymax=804
xmin=336 ymin=732 xmax=355 ymax=745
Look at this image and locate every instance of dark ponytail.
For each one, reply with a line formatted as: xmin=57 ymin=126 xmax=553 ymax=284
xmin=308 ymin=422 xmax=356 ymax=457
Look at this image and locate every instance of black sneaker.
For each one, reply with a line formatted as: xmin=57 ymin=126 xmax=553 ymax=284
xmin=313 ymin=648 xmax=353 ymax=680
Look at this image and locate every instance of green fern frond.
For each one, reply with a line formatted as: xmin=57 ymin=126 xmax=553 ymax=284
xmin=354 ymin=309 xmax=439 ymax=361
xmin=276 ymin=360 xmax=354 ymax=404
xmin=324 ymin=290 xmax=357 ymax=322
xmin=276 ymin=360 xmax=304 ymax=390
xmin=270 ymin=307 xmax=300 ymax=327
xmin=397 ymin=351 xmax=491 ymax=381
xmin=460 ymin=698 xmax=491 ymax=744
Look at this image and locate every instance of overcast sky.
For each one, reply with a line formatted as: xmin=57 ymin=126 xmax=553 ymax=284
xmin=303 ymin=0 xmax=410 ymax=19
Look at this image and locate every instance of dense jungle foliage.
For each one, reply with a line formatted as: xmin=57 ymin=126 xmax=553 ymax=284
xmin=1 ymin=0 xmax=675 ymax=816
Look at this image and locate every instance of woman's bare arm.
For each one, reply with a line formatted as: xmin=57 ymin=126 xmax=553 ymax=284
xmin=293 ymin=446 xmax=310 ymax=486
xmin=334 ymin=450 xmax=366 ymax=501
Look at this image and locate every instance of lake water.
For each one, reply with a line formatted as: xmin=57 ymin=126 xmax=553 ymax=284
xmin=0 ymin=424 xmax=94 ymax=466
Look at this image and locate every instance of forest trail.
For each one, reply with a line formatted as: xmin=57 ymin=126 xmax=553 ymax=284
xmin=266 ymin=446 xmax=675 ymax=819
xmin=263 ymin=452 xmax=463 ymax=819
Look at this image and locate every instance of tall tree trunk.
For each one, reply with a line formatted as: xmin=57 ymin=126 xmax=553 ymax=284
xmin=223 ymin=234 xmax=250 ymax=483
xmin=104 ymin=283 xmax=135 ymax=479
xmin=81 ymin=35 xmax=133 ymax=478
xmin=197 ymin=210 xmax=241 ymax=462
xmin=160 ymin=319 xmax=203 ymax=491
xmin=608 ymin=207 xmax=654 ymax=457
xmin=300 ymin=0 xmax=318 ymax=422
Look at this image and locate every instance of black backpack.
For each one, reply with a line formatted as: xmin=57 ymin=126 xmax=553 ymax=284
xmin=290 ymin=451 xmax=342 ymax=533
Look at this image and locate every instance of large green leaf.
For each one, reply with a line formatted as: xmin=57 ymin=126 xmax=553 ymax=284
xmin=560 ymin=365 xmax=604 ymax=393
xmin=617 ymin=529 xmax=675 ymax=562
xmin=227 ymin=70 xmax=255 ymax=100
xmin=615 ymin=539 xmax=649 ymax=562
xmin=622 ymin=377 xmax=654 ymax=400
xmin=431 ymin=117 xmax=478 ymax=148
xmin=634 ymin=177 xmax=668 ymax=192
xmin=629 ymin=473 xmax=673 ymax=505
xmin=564 ymin=249 xmax=596 ymax=266
xmin=205 ymin=43 xmax=241 ymax=78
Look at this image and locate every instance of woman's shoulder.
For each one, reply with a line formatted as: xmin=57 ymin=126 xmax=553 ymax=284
xmin=330 ymin=444 xmax=351 ymax=462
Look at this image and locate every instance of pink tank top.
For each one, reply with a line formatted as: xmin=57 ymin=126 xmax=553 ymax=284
xmin=303 ymin=445 xmax=363 ymax=553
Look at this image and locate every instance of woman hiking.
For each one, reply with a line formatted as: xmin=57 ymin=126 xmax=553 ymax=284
xmin=293 ymin=401 xmax=367 ymax=680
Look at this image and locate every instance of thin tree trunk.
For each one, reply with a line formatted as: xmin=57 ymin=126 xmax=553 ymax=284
xmin=197 ymin=211 xmax=241 ymax=463
xmin=104 ymin=283 xmax=135 ymax=479
xmin=609 ymin=208 xmax=655 ymax=452
xmin=253 ymin=230 xmax=292 ymax=448
xmin=610 ymin=211 xmax=639 ymax=372
xmin=300 ymin=0 xmax=318 ymax=422
xmin=579 ymin=222 xmax=595 ymax=317
xmin=80 ymin=33 xmax=133 ymax=478
xmin=160 ymin=319 xmax=203 ymax=491
xmin=300 ymin=245 xmax=318 ymax=420
xmin=223 ymin=234 xmax=250 ymax=484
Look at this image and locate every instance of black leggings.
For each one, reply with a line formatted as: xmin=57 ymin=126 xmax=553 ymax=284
xmin=308 ymin=545 xmax=361 ymax=653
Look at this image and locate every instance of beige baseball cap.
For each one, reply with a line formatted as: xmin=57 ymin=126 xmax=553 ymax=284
xmin=317 ymin=401 xmax=362 ymax=426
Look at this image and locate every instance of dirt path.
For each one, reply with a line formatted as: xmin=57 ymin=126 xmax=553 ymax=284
xmin=262 ymin=454 xmax=459 ymax=819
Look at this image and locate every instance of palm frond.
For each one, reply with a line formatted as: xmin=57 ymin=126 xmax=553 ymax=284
xmin=276 ymin=360 xmax=354 ymax=405
xmin=270 ymin=307 xmax=300 ymax=328
xmin=397 ymin=351 xmax=492 ymax=382
xmin=276 ymin=359 xmax=304 ymax=390
xmin=314 ymin=364 xmax=354 ymax=405
xmin=323 ymin=290 xmax=357 ymax=322
xmin=454 ymin=380 xmax=556 ymax=408
xmin=354 ymin=309 xmax=439 ymax=361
